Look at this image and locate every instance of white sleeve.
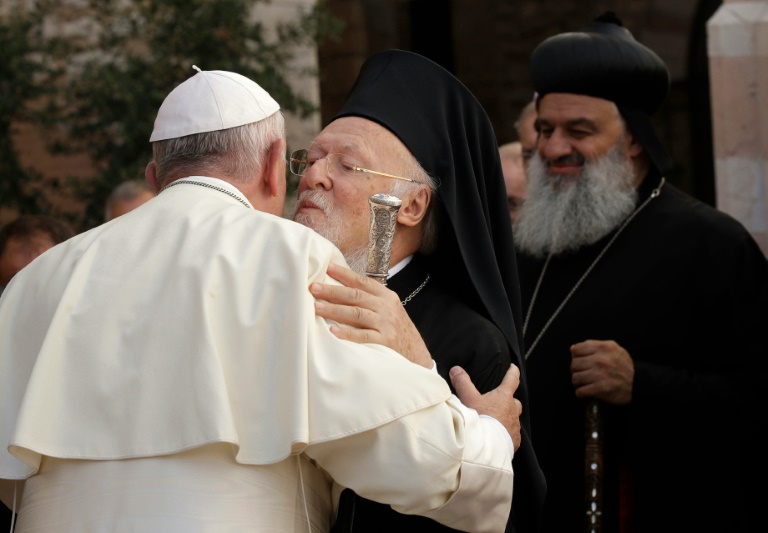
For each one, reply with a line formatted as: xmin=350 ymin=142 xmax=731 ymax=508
xmin=304 ymin=394 xmax=513 ymax=533
xmin=480 ymin=414 xmax=515 ymax=459
xmin=432 ymin=359 xmax=515 ymax=460
xmin=432 ymin=359 xmax=515 ymax=457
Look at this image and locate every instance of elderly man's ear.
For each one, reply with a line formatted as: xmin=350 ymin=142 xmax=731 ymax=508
xmin=260 ymin=138 xmax=288 ymax=216
xmin=263 ymin=138 xmax=287 ymax=198
xmin=397 ymin=186 xmax=431 ymax=228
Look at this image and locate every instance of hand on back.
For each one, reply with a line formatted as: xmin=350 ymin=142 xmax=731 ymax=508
xmin=451 ymin=364 xmax=523 ymax=451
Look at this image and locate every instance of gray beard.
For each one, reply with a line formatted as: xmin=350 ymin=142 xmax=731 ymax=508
xmin=291 ymin=189 xmax=369 ymax=275
xmin=513 ymin=144 xmax=638 ymax=258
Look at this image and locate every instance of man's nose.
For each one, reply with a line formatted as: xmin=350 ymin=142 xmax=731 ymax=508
xmin=540 ymin=130 xmax=573 ymax=162
xmin=300 ymin=159 xmax=332 ymax=191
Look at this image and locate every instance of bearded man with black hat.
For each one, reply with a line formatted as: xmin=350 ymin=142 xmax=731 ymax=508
xmin=294 ymin=49 xmax=546 ymax=532
xmin=0 ymin=67 xmax=525 ymax=532
xmin=514 ymin=12 xmax=768 ymax=533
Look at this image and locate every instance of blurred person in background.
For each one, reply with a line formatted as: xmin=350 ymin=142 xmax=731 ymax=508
xmin=104 ymin=179 xmax=156 ymax=221
xmin=499 ymin=141 xmax=526 ymax=223
xmin=0 ymin=214 xmax=75 ymax=296
xmin=516 ymin=100 xmax=538 ymax=166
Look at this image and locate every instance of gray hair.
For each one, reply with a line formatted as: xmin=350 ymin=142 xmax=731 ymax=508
xmin=514 ymin=100 xmax=537 ymax=137
xmin=151 ymin=111 xmax=286 ymax=190
xmin=104 ymin=180 xmax=156 ymax=221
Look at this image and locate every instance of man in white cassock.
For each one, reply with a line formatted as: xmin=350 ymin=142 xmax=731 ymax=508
xmin=0 ymin=68 xmax=521 ymax=532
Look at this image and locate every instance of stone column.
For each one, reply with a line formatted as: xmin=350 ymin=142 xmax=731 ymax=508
xmin=708 ymin=0 xmax=768 ymax=256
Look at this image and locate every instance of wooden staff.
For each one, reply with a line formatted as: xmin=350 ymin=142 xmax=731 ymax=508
xmin=585 ymin=398 xmax=604 ymax=533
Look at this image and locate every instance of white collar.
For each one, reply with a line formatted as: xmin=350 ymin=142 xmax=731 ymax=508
xmin=387 ymin=254 xmax=414 ymax=278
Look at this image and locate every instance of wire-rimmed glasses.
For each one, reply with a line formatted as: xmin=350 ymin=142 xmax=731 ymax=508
xmin=288 ymin=149 xmax=418 ymax=183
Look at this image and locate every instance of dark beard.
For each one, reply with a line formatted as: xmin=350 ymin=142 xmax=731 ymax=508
xmin=513 ymin=143 xmax=639 ymax=258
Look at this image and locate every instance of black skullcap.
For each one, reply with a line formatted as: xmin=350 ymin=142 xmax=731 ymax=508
xmin=530 ymin=12 xmax=673 ymax=173
xmin=333 ymin=49 xmax=523 ymax=363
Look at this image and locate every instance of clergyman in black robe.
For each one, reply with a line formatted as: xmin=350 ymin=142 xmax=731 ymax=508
xmin=514 ymin=12 xmax=768 ymax=533
xmin=297 ymin=49 xmax=547 ymax=532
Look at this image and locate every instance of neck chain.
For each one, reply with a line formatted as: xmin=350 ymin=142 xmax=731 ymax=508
xmin=522 ymin=178 xmax=665 ymax=360
xmin=161 ymin=179 xmax=251 ymax=209
xmin=402 ymin=274 xmax=430 ymax=306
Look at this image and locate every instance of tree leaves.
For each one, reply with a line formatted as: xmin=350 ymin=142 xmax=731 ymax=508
xmin=1 ymin=0 xmax=342 ymax=230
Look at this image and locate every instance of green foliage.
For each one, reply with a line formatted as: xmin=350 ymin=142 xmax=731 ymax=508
xmin=0 ymin=2 xmax=57 ymax=215
xmin=1 ymin=0 xmax=343 ymax=230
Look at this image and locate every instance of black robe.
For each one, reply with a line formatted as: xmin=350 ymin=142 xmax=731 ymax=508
xmin=333 ymin=253 xmax=521 ymax=532
xmin=328 ymin=49 xmax=546 ymax=532
xmin=518 ymin=171 xmax=768 ymax=533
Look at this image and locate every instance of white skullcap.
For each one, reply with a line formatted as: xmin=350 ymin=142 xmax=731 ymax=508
xmin=149 ymin=66 xmax=280 ymax=142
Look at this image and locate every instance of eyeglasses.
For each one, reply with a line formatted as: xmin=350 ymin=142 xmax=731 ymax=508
xmin=289 ymin=149 xmax=418 ymax=183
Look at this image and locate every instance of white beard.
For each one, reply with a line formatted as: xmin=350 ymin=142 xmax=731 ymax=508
xmin=291 ymin=189 xmax=369 ymax=275
xmin=342 ymin=247 xmax=369 ymax=276
xmin=291 ymin=190 xmax=341 ymax=247
xmin=513 ymin=144 xmax=638 ymax=258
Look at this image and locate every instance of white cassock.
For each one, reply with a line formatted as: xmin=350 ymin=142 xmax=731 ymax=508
xmin=0 ymin=177 xmax=513 ymax=532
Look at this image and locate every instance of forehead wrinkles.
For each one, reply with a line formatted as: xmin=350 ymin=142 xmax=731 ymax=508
xmin=539 ymin=95 xmax=621 ymax=126
xmin=315 ymin=119 xmax=400 ymax=159
xmin=309 ymin=139 xmax=366 ymax=159
xmin=311 ymin=127 xmax=374 ymax=155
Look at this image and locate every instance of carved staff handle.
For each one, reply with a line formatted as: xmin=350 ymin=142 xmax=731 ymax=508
xmin=366 ymin=193 xmax=402 ymax=285
xmin=585 ymin=398 xmax=604 ymax=533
